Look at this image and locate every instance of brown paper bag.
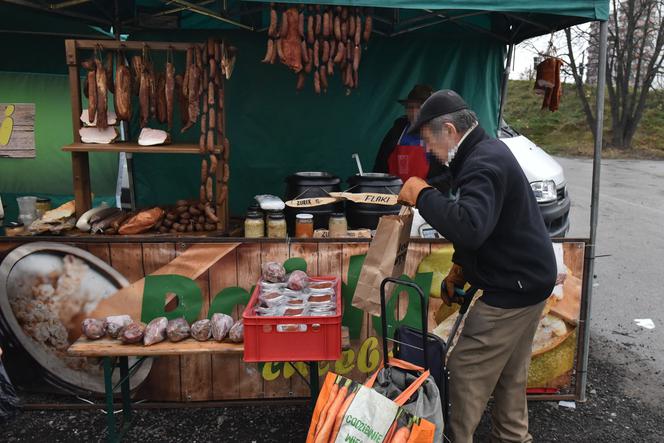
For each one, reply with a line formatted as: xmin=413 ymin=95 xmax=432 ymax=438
xmin=353 ymin=206 xmax=413 ymax=316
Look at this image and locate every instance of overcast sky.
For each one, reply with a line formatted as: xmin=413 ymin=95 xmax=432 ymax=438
xmin=511 ymin=35 xmax=557 ymax=80
xmin=510 ymin=25 xmax=593 ymax=81
xmin=511 ymin=37 xmax=546 ymax=79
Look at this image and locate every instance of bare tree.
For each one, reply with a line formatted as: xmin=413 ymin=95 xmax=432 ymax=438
xmin=565 ymin=27 xmax=600 ymax=141
xmin=566 ymin=0 xmax=664 ymax=149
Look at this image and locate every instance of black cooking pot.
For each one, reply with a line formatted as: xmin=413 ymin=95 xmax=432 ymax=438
xmin=346 ymin=173 xmax=402 ymax=229
xmin=284 ymin=172 xmax=343 ymax=234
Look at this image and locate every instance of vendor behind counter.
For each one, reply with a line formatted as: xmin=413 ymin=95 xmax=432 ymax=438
xmin=373 ymin=84 xmax=447 ymax=182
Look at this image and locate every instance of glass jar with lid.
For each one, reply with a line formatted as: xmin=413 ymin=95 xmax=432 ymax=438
xmin=267 ymin=212 xmax=287 ymax=238
xmin=247 ymin=203 xmax=263 ymax=216
xmin=4 ymin=221 xmax=25 ymax=237
xmin=244 ymin=211 xmax=265 ymax=238
xmin=295 ymin=213 xmax=314 ymax=238
xmin=35 ymin=197 xmax=52 ymax=218
xmin=328 ymin=212 xmax=348 ymax=237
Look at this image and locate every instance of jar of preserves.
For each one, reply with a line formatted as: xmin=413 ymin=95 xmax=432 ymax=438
xmin=4 ymin=221 xmax=25 ymax=237
xmin=244 ymin=212 xmax=265 ymax=238
xmin=295 ymin=213 xmax=314 ymax=238
xmin=35 ymin=197 xmax=52 ymax=218
xmin=267 ymin=212 xmax=287 ymax=238
xmin=247 ymin=203 xmax=263 ymax=216
xmin=328 ymin=212 xmax=348 ymax=237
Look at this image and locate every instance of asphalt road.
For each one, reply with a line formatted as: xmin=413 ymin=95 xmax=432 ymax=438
xmin=556 ymin=157 xmax=664 ymax=404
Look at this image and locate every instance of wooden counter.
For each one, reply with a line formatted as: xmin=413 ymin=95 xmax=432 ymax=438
xmin=0 ymin=237 xmax=589 ymax=402
xmin=68 ymin=337 xmax=243 ymax=357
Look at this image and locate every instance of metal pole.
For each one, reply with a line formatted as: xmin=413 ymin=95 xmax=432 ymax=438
xmin=159 ymin=0 xmax=254 ymax=30
xmin=497 ymin=43 xmax=514 ymax=130
xmin=103 ymin=357 xmax=117 ymax=442
xmin=578 ymin=19 xmax=608 ymax=403
xmin=308 ymin=362 xmax=319 ymax=410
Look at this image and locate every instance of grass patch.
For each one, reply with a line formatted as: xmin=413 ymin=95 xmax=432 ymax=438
xmin=504 ymin=80 xmax=664 ymax=159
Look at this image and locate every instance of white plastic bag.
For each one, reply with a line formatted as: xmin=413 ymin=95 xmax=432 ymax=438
xmin=254 ymin=195 xmax=285 ymax=211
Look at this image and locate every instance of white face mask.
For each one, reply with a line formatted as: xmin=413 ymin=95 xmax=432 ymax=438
xmin=447 ymin=122 xmax=479 ymax=164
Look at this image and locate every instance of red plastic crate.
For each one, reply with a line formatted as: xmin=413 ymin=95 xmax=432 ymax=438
xmin=242 ymin=276 xmax=342 ymax=362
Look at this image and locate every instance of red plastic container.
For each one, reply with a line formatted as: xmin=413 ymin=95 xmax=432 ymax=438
xmin=242 ymin=276 xmax=342 ymax=362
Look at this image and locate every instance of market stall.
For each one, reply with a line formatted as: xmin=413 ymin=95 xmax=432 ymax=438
xmin=0 ymin=0 xmax=608 ymax=409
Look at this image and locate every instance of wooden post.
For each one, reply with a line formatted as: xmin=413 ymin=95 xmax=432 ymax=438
xmin=72 ymin=152 xmax=92 ymax=218
xmin=66 ymin=40 xmax=92 ymax=218
xmin=65 ymin=40 xmax=81 ymax=143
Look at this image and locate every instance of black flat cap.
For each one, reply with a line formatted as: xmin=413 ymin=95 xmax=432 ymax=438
xmin=408 ymin=89 xmax=469 ymax=134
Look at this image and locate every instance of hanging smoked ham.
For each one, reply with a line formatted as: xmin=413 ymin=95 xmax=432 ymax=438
xmin=280 ymin=7 xmax=303 ymax=73
xmin=82 ymin=59 xmax=97 ymax=123
xmin=94 ymin=56 xmax=108 ymax=130
xmin=114 ymin=53 xmax=132 ymax=122
xmin=165 ymin=59 xmax=175 ymax=130
xmin=139 ymin=64 xmax=150 ymax=128
xmin=156 ymin=73 xmax=167 ymax=124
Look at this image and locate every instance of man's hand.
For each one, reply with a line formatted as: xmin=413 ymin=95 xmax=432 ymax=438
xmin=397 ymin=177 xmax=432 ymax=206
xmin=442 ymin=263 xmax=465 ymax=306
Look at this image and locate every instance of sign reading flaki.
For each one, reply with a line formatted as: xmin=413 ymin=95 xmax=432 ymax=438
xmin=0 ymin=103 xmax=35 ymax=158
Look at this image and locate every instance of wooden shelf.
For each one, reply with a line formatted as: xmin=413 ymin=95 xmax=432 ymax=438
xmin=63 ymin=142 xmax=217 ymax=154
xmin=68 ymin=337 xmax=244 ymax=357
xmin=64 ymin=38 xmax=230 ymax=231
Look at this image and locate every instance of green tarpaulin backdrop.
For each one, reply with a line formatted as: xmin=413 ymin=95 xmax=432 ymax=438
xmin=132 ymin=28 xmax=504 ymax=211
xmin=1 ymin=26 xmax=502 ymax=216
xmin=0 ymin=72 xmax=118 ymax=196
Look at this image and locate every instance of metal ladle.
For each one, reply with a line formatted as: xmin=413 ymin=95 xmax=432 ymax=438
xmin=352 ymin=153 xmax=364 ymax=176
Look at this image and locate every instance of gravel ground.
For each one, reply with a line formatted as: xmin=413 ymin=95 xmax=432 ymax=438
xmin=2 ymin=335 xmax=663 ymax=442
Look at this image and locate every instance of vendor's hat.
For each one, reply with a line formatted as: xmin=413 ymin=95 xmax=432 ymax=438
xmin=398 ymin=84 xmax=433 ymax=105
xmin=408 ymin=89 xmax=469 ymax=134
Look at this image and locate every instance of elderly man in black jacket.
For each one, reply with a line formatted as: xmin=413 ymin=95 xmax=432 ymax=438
xmin=398 ymin=90 xmax=557 ymax=443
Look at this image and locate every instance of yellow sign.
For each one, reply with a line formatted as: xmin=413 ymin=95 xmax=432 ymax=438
xmin=0 ymin=103 xmax=35 ymax=158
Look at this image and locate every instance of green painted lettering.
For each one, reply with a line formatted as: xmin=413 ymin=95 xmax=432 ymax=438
xmin=141 ymin=274 xmax=202 ymax=324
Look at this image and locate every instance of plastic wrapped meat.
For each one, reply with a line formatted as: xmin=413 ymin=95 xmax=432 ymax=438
xmin=144 ymin=316 xmax=168 ymax=346
xmin=228 ymin=320 xmax=244 ymax=343
xmin=191 ymin=319 xmax=212 ymax=341
xmin=211 ymin=313 xmax=234 ymax=341
xmin=287 ymin=270 xmax=309 ymax=291
xmin=104 ymin=315 xmax=132 ymax=339
xmin=81 ymin=318 xmax=106 ymax=340
xmin=262 ymin=261 xmax=286 ymax=283
xmin=166 ymin=317 xmax=190 ymax=342
xmin=119 ymin=322 xmax=145 ymax=344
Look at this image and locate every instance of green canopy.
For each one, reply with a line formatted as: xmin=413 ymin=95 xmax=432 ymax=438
xmin=192 ymin=0 xmax=610 ymax=43
xmin=247 ymin=0 xmax=608 ymax=18
xmin=0 ymin=0 xmax=609 ymax=215
xmin=0 ymin=1 xmax=609 ymax=43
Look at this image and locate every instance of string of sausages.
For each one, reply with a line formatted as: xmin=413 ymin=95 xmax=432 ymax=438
xmin=262 ymin=3 xmax=373 ymax=94
xmin=198 ymin=38 xmax=231 ymax=232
